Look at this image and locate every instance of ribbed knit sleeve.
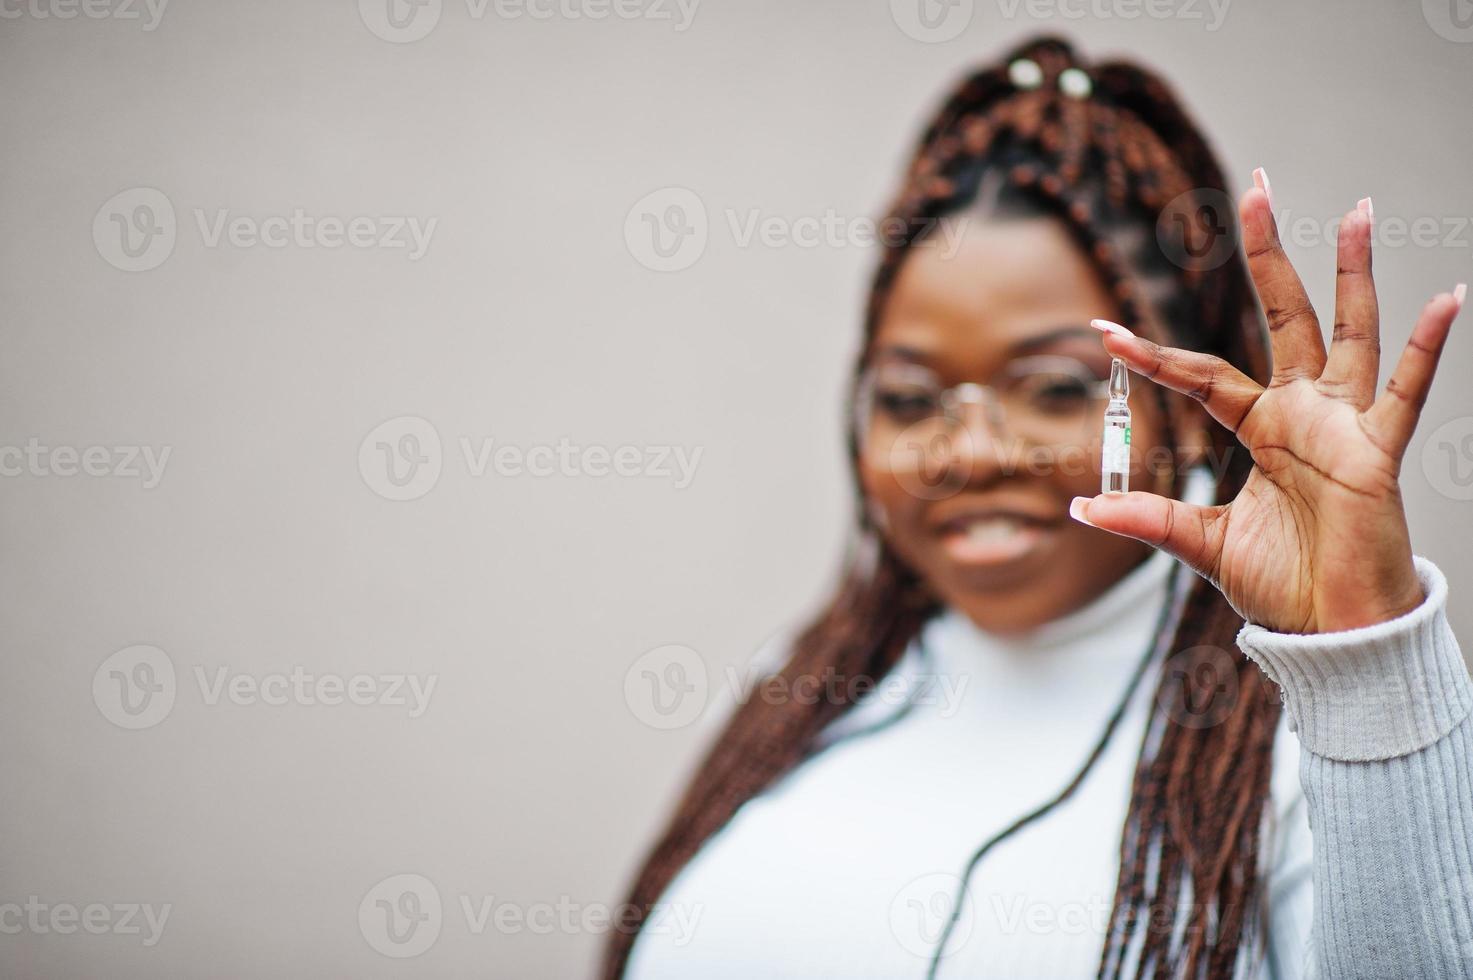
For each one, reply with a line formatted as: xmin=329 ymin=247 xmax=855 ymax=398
xmin=1238 ymin=557 xmax=1473 ymax=978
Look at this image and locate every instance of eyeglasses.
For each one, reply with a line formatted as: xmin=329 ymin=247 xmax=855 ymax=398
xmin=854 ymin=355 xmax=1112 ymax=462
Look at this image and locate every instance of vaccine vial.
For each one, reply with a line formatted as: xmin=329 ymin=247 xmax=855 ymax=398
xmin=1101 ymin=357 xmax=1131 ymax=494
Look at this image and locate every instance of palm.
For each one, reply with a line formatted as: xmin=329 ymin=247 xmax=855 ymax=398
xmin=1217 ymin=383 xmax=1406 ymax=633
xmin=1084 ymin=182 xmax=1461 ymax=634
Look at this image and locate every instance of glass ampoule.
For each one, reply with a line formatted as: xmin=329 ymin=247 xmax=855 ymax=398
xmin=1101 ymin=357 xmax=1131 ymax=494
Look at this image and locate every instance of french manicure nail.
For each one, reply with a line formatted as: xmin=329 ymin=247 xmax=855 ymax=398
xmin=1455 ymin=283 xmax=1467 ymax=310
xmin=1253 ymin=167 xmax=1276 ymax=212
xmin=1089 ymin=318 xmax=1135 ymax=338
xmin=1069 ymin=497 xmax=1096 ymax=527
xmin=1357 ymin=197 xmax=1373 ymax=223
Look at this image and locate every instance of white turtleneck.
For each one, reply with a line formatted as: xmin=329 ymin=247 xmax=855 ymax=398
xmin=625 ymin=476 xmax=1318 ymax=978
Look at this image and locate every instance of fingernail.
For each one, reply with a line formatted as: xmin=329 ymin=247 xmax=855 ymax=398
xmin=1089 ymin=318 xmax=1135 ymax=338
xmin=1069 ymin=497 xmax=1096 ymax=527
xmin=1253 ymin=167 xmax=1276 ymax=212
xmin=1357 ymin=197 xmax=1373 ymax=223
xmin=1455 ymin=283 xmax=1467 ymax=311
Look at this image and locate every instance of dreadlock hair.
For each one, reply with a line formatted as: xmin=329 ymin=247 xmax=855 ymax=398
xmin=604 ymin=35 xmax=1283 ymax=980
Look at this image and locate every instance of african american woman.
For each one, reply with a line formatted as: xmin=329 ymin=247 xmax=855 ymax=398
xmin=608 ymin=36 xmax=1473 ymax=980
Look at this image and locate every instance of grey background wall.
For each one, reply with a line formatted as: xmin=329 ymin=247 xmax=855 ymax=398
xmin=2 ymin=1 xmax=1471 ymax=976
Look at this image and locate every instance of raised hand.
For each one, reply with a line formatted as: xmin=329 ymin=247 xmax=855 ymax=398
xmin=1072 ymin=172 xmax=1465 ymax=634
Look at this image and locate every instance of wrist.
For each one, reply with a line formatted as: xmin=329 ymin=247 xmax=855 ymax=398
xmin=1311 ymin=559 xmax=1425 ymax=634
xmin=1316 ymin=584 xmax=1426 ymax=633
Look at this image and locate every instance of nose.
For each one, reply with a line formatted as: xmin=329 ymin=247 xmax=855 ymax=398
xmin=942 ymin=384 xmax=1010 ymax=486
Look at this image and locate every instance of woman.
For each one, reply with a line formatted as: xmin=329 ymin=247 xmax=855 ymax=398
xmin=608 ymin=37 xmax=1472 ymax=978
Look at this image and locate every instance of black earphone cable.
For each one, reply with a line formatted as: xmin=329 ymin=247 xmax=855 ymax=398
xmin=923 ymin=558 xmax=1192 ymax=980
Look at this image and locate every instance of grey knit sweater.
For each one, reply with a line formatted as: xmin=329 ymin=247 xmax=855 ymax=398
xmin=1238 ymin=556 xmax=1473 ymax=977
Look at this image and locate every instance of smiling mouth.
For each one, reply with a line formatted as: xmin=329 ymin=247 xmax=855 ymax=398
xmin=937 ymin=514 xmax=1055 ymax=567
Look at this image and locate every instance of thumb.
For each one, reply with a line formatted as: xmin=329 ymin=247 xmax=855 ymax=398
xmin=1070 ymin=492 xmax=1224 ymax=581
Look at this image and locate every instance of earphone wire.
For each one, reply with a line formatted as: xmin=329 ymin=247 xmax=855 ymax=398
xmin=923 ymin=556 xmax=1194 ymax=980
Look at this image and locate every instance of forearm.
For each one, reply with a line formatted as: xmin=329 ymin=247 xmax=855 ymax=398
xmin=1238 ymin=557 xmax=1473 ymax=979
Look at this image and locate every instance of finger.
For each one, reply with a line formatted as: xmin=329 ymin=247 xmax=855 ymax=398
xmin=1363 ymin=288 xmax=1464 ymax=457
xmin=1320 ymin=202 xmax=1380 ymax=408
xmin=1091 ymin=320 xmax=1263 ymax=435
xmin=1070 ymin=493 xmax=1224 ymax=581
xmin=1240 ymin=181 xmax=1327 ymax=383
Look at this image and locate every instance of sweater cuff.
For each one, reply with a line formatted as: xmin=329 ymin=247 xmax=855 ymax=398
xmin=1236 ymin=557 xmax=1472 ymax=762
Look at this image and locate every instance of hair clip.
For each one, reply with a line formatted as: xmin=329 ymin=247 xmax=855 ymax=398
xmin=1059 ymin=67 xmax=1093 ymax=100
xmin=1007 ymin=58 xmax=1043 ymax=91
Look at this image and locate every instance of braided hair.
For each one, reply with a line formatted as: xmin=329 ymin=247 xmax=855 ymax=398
xmin=605 ymin=35 xmax=1282 ymax=980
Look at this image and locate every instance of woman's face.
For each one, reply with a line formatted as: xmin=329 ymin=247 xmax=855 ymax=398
xmin=860 ymin=215 xmax=1182 ymax=634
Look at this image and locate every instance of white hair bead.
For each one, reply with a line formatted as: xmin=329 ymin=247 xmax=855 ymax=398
xmin=1008 ymin=58 xmax=1043 ymax=90
xmin=1059 ymin=67 xmax=1093 ymax=100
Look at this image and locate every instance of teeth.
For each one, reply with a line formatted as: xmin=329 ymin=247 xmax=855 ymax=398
xmin=964 ymin=517 xmax=1022 ymax=542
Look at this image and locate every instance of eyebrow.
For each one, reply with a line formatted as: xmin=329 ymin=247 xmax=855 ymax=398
xmin=871 ymin=325 xmax=1103 ymax=364
xmin=1008 ymin=325 xmax=1102 ymax=354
